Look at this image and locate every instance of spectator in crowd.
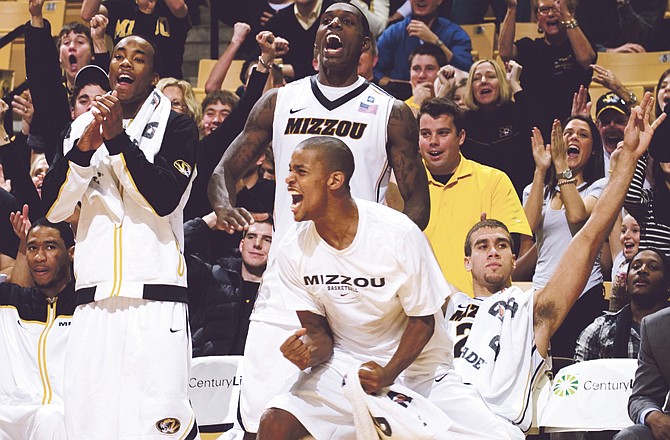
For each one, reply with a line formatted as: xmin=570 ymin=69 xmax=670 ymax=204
xmin=374 ymin=0 xmax=473 ymax=89
xmin=451 ymin=0 xmax=531 ymax=24
xmin=576 ymin=249 xmax=670 ymax=363
xmin=257 ymin=138 xmax=517 ymax=440
xmin=624 ymin=70 xmax=670 ymax=260
xmin=81 ymin=0 xmax=191 ymax=78
xmin=264 ymin=0 xmax=336 ymax=81
xmin=457 ymin=92 xmax=665 ymax=437
xmin=207 ymin=3 xmax=429 ymax=434
xmin=202 ymin=22 xmax=288 ymax=95
xmin=0 ymin=209 xmax=75 ymax=440
xmin=460 ymin=59 xmax=540 ymax=200
xmin=404 ymin=44 xmax=448 ymax=115
xmin=26 ymin=0 xmax=109 ymax=161
xmin=575 ymin=0 xmax=666 ymax=53
xmin=446 ymin=219 xmax=519 ymax=362
xmin=185 ymin=213 xmax=273 ymax=357
xmin=199 ymin=90 xmax=239 ymax=138
xmin=156 ymin=77 xmax=202 ymax=129
xmin=609 ymin=213 xmax=641 ymax=312
xmin=615 ymin=307 xmax=670 ymax=440
xmin=357 ymin=32 xmax=378 ymax=81
xmin=524 ymin=116 xmax=607 ymax=361
xmin=594 ymin=91 xmax=631 ymax=173
xmin=42 ymin=35 xmax=199 ymax=438
xmin=184 ymin=30 xmax=282 ymax=226
xmin=418 ymin=98 xmax=532 ymax=296
xmin=498 ymin=0 xmax=596 ymax=135
xmin=215 ymin=0 xmax=292 ymax=60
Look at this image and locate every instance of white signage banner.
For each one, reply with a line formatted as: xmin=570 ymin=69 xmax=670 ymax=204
xmin=189 ymin=355 xmax=243 ymax=427
xmin=538 ymin=358 xmax=637 ymax=432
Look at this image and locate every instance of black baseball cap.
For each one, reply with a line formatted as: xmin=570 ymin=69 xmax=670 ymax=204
xmin=74 ymin=65 xmax=110 ymax=92
xmin=595 ymin=92 xmax=629 ymax=120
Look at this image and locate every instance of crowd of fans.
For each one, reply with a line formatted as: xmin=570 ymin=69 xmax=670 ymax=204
xmin=1 ymin=0 xmax=670 ymax=437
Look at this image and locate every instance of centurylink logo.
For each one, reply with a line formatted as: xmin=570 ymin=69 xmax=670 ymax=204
xmin=552 ymin=374 xmax=579 ymax=397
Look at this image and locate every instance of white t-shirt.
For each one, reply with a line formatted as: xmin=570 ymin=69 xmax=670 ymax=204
xmin=277 ymin=199 xmax=453 ymax=378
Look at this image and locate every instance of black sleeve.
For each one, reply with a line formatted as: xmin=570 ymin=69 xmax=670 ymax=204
xmin=24 ymin=20 xmax=72 ymax=139
xmin=0 ymin=134 xmax=44 ymax=220
xmin=92 ymin=51 xmax=110 ymax=72
xmin=183 ymin=217 xmax=212 ymax=256
xmin=104 ymin=111 xmax=198 ymax=216
xmin=0 ymin=188 xmax=22 ymax=258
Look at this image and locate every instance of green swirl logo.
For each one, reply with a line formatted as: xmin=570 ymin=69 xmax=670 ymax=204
xmin=552 ymin=374 xmax=579 ymax=397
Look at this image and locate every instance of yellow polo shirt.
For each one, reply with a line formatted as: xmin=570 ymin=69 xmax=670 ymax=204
xmin=423 ymin=154 xmax=532 ymax=296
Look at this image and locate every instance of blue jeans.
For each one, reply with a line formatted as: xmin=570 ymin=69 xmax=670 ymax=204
xmin=450 ymin=0 xmax=531 ymax=24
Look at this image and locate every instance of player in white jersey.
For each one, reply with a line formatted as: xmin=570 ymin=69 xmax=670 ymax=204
xmin=207 ymin=2 xmax=430 ymax=433
xmin=454 ymin=93 xmax=666 ymax=437
xmin=256 ymin=137 xmax=517 ymax=440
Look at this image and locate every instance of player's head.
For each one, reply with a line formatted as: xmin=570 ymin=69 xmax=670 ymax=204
xmin=286 ymin=136 xmax=355 ymax=222
xmin=315 ymin=2 xmax=371 ymax=72
xmin=26 ymin=218 xmax=74 ymax=297
xmin=464 ymin=220 xmax=516 ymax=294
xmin=625 ymin=249 xmax=670 ymax=307
xmin=109 ymin=36 xmax=160 ymax=108
xmin=240 ymin=217 xmax=273 ymax=276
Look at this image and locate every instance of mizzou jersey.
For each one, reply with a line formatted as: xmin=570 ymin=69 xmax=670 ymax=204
xmin=0 ymin=282 xmax=75 ymax=408
xmin=272 ymin=75 xmax=395 ymax=246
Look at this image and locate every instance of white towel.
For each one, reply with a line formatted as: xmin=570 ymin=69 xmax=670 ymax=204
xmin=342 ymin=364 xmax=453 ymax=440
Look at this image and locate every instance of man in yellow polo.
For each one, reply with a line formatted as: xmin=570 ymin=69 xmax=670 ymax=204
xmin=418 ymin=98 xmax=532 ymax=295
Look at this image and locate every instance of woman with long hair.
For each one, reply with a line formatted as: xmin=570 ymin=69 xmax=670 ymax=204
xmin=523 ymin=115 xmax=607 ymax=361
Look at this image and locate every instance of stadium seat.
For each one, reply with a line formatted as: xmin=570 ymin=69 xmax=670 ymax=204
xmin=461 ymin=23 xmax=496 ymax=61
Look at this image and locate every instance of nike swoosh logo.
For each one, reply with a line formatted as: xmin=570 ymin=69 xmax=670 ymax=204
xmin=17 ymin=319 xmax=28 ymax=330
xmin=289 ymin=107 xmax=306 ymax=114
xmin=434 ymin=373 xmax=448 ymax=383
xmin=169 ymin=328 xmax=182 ymax=333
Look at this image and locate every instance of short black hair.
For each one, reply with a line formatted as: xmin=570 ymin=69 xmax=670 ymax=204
xmin=464 ymin=219 xmax=514 ymax=257
xmin=28 ymin=218 xmax=75 ymax=248
xmin=408 ymin=44 xmax=448 ymax=68
xmin=297 ymin=136 xmax=355 ymax=187
xmin=418 ymin=97 xmax=465 ymax=133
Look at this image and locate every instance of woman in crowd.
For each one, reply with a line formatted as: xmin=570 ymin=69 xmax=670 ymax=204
xmin=460 ymin=58 xmax=541 ymax=199
xmin=156 ymin=78 xmax=203 ymax=130
xmin=624 ymin=70 xmax=670 ymax=261
xmin=498 ymin=0 xmax=595 ymax=136
xmin=524 ymin=116 xmax=607 ymax=361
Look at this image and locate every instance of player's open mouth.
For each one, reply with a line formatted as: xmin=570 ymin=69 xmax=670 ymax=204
xmin=289 ymin=190 xmax=303 ymax=213
xmin=117 ymin=74 xmax=135 ymax=84
xmin=325 ymin=34 xmax=344 ymax=56
xmin=69 ymin=55 xmax=78 ymax=71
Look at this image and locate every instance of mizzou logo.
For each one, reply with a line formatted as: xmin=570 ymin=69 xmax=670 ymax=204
xmin=284 ymin=118 xmax=367 ymax=140
xmin=155 ymin=418 xmax=180 ymax=434
xmin=173 ymin=160 xmax=192 ymax=178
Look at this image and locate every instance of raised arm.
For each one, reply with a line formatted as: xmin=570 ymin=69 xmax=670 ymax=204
xmin=533 ymin=93 xmax=666 ymax=357
xmin=207 ymin=89 xmax=277 ymax=232
xmin=163 ymin=0 xmax=188 ymax=19
xmin=81 ymin=0 xmax=107 ymax=21
xmin=386 ymin=100 xmax=430 ymax=230
xmin=8 ymin=205 xmax=33 ymax=287
xmin=523 ymin=127 xmax=550 ymax=233
xmin=498 ymin=0 xmax=518 ymax=62
xmin=558 ymin=0 xmax=595 ymax=70
xmin=204 ymin=23 xmax=251 ymax=94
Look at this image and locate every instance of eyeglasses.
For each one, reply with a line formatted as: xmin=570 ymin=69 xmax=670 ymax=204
xmin=536 ymin=5 xmax=559 ymax=15
xmin=170 ymin=100 xmax=185 ymax=110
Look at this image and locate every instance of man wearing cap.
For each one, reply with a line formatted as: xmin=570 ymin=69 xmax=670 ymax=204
xmin=596 ymin=92 xmax=630 ymax=173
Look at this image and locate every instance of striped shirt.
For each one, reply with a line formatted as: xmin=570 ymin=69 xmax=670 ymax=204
xmin=624 ymin=154 xmax=670 ymax=257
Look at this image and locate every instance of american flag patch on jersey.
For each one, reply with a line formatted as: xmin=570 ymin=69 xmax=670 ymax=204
xmin=358 ymin=102 xmax=378 ymax=114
